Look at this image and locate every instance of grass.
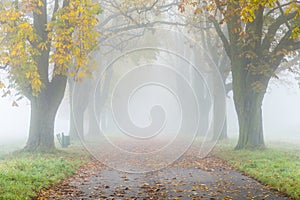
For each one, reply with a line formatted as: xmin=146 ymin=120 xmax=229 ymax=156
xmin=0 ymin=146 xmax=90 ymax=200
xmin=0 ymin=139 xmax=25 ymax=158
xmin=214 ymin=140 xmax=300 ymax=200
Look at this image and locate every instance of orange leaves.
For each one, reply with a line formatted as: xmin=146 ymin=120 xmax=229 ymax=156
xmin=194 ymin=8 xmax=203 ymax=15
xmin=178 ymin=0 xmax=198 ymax=13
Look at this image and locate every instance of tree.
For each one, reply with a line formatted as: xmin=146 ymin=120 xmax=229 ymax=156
xmin=68 ymin=0 xmax=190 ymax=140
xmin=181 ymin=0 xmax=300 ymax=149
xmin=0 ymin=0 xmax=100 ymax=151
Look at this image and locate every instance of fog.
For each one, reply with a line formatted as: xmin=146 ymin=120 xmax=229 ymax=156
xmin=227 ymin=79 xmax=300 ymax=144
xmin=0 ymin=28 xmax=299 ymax=152
xmin=1 ymin=74 xmax=299 ymax=148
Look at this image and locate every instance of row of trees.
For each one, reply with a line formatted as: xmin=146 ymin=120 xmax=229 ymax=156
xmin=0 ymin=0 xmax=299 ymax=151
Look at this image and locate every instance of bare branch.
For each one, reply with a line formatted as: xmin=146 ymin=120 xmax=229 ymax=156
xmin=262 ymin=11 xmax=298 ymax=51
xmin=209 ymin=17 xmax=231 ymax=58
xmin=51 ymin=0 xmax=59 ymax=21
xmin=266 ymin=1 xmax=300 ymax=16
xmin=276 ymin=1 xmax=291 ymax=30
xmin=0 ymin=62 xmax=9 ymax=70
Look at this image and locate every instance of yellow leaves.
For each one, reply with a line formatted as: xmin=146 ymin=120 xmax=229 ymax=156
xmin=25 ymin=72 xmax=31 ymax=79
xmin=291 ymin=26 xmax=300 ymax=39
xmin=240 ymin=4 xmax=256 ymax=23
xmin=19 ymin=22 xmax=31 ymax=29
xmin=31 ymin=77 xmax=42 ymax=93
xmin=37 ymin=0 xmax=44 ymax=7
xmin=37 ymin=42 xmax=48 ymax=51
xmin=77 ymin=70 xmax=87 ymax=80
xmin=285 ymin=1 xmax=300 ymax=17
xmin=0 ymin=81 xmax=4 ymax=89
xmin=69 ymin=72 xmax=76 ymax=77
xmin=28 ymin=71 xmax=42 ymax=96
xmin=0 ymin=0 xmax=100 ymax=97
xmin=251 ymin=81 xmax=266 ymax=92
xmin=48 ymin=0 xmax=100 ymax=78
xmin=0 ymin=1 xmax=43 ymax=96
xmin=6 ymin=10 xmax=21 ymax=21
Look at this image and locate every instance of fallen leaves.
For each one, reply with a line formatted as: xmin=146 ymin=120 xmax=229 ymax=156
xmin=37 ymin=148 xmax=292 ymax=200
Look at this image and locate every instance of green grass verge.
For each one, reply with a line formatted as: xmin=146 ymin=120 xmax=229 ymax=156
xmin=214 ymin=141 xmax=300 ymax=200
xmin=0 ymin=147 xmax=90 ymax=200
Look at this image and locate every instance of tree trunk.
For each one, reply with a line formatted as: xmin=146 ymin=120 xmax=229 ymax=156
xmin=231 ymin=59 xmax=266 ymax=149
xmin=68 ymin=78 xmax=91 ymax=141
xmin=211 ymin=71 xmax=228 ymax=141
xmin=24 ymin=76 xmax=67 ymax=152
xmin=87 ymin=101 xmax=100 ymax=136
xmin=234 ymin=91 xmax=265 ymax=149
xmin=87 ymin=69 xmax=113 ymax=136
xmin=25 ymin=97 xmax=56 ymax=151
xmin=218 ymin=117 xmax=228 ymax=140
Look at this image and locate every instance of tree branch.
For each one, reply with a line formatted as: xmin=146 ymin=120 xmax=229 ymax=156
xmin=51 ymin=0 xmax=59 ymax=21
xmin=0 ymin=63 xmax=9 ymax=70
xmin=266 ymin=1 xmax=300 ymax=16
xmin=270 ymin=32 xmax=300 ymax=72
xmin=209 ymin=17 xmax=231 ymax=58
xmin=276 ymin=1 xmax=291 ymax=30
xmin=262 ymin=11 xmax=298 ymax=51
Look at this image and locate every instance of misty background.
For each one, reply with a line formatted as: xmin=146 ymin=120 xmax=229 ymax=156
xmin=1 ymin=76 xmax=299 ymax=146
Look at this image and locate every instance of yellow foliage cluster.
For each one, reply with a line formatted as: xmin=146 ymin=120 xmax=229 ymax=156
xmin=0 ymin=0 xmax=101 ymax=96
xmin=47 ymin=0 xmax=101 ymax=81
xmin=239 ymin=0 xmax=277 ymax=22
xmin=0 ymin=1 xmax=41 ymax=96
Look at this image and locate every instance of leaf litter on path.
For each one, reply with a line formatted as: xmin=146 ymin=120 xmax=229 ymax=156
xmin=37 ymin=147 xmax=292 ymax=200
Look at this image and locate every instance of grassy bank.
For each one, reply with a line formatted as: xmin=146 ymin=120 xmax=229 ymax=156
xmin=0 ymin=147 xmax=89 ymax=200
xmin=214 ymin=141 xmax=300 ymax=199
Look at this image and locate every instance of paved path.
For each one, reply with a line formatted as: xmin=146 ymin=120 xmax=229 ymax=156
xmin=38 ymin=152 xmax=291 ymax=200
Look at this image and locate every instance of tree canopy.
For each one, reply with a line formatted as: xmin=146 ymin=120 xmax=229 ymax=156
xmin=0 ymin=0 xmax=101 ymax=97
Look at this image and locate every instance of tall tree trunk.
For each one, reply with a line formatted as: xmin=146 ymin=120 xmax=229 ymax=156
xmin=219 ymin=117 xmax=228 ymax=140
xmin=212 ymin=72 xmax=227 ymax=141
xmin=24 ymin=76 xmax=67 ymax=152
xmin=87 ymin=101 xmax=100 ymax=136
xmin=234 ymin=90 xmax=265 ymax=149
xmin=231 ymin=60 xmax=266 ymax=149
xmin=87 ymin=69 xmax=113 ymax=136
xmin=68 ymin=78 xmax=91 ymax=141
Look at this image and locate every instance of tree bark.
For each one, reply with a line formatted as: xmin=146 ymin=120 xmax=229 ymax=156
xmin=25 ymin=97 xmax=56 ymax=151
xmin=24 ymin=76 xmax=67 ymax=152
xmin=231 ymin=59 xmax=266 ymax=149
xmin=234 ymin=90 xmax=265 ymax=149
